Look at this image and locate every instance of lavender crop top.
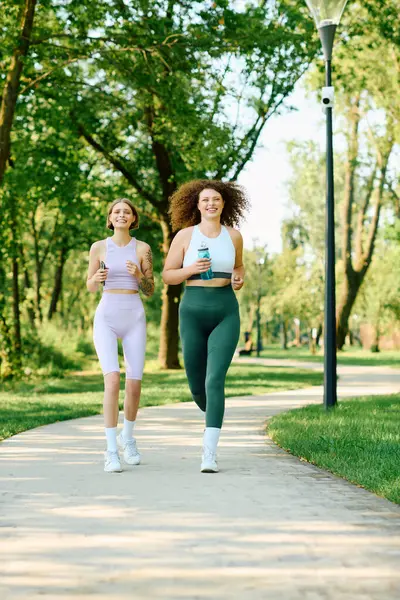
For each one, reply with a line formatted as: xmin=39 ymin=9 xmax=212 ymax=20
xmin=103 ymin=237 xmax=140 ymax=291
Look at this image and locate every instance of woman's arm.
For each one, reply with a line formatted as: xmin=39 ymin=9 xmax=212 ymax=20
xmin=230 ymin=229 xmax=245 ymax=291
xmin=162 ymin=229 xmax=212 ymax=285
xmin=86 ymin=241 xmax=108 ymax=293
xmin=135 ymin=242 xmax=155 ymax=297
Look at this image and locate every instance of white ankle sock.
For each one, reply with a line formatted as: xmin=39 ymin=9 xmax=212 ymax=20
xmin=123 ymin=418 xmax=135 ymax=441
xmin=105 ymin=427 xmax=118 ymax=452
xmin=203 ymin=427 xmax=221 ymax=454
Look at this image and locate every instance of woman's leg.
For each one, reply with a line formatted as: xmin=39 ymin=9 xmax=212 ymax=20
xmin=93 ymin=322 xmax=120 ymax=431
xmin=201 ymin=296 xmax=240 ymax=473
xmin=118 ymin=379 xmax=142 ymax=465
xmin=93 ymin=302 xmax=122 ymax=472
xmin=122 ymin=298 xmax=146 ymax=424
xmin=124 ymin=379 xmax=141 ymax=423
xmin=103 ymin=372 xmax=120 ymax=458
xmin=179 ymin=296 xmax=209 ymax=412
xmin=118 ymin=299 xmax=146 ymax=464
xmin=102 ymin=371 xmax=122 ymax=472
xmin=205 ymin=308 xmax=240 ymax=429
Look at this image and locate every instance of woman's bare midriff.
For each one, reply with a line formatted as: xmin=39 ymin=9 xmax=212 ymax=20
xmin=104 ymin=289 xmax=138 ymax=294
xmin=186 ymin=278 xmax=231 ymax=288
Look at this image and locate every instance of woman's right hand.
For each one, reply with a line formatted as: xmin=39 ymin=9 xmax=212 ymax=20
xmin=92 ymin=266 xmax=109 ymax=284
xmin=190 ymin=258 xmax=212 ymax=276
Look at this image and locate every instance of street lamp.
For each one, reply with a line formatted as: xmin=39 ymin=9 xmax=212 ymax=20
xmin=304 ymin=0 xmax=349 ymax=409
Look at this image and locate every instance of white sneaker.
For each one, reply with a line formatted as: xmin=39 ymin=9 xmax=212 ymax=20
xmin=201 ymin=447 xmax=219 ymax=473
xmin=117 ymin=432 xmax=141 ymax=465
xmin=104 ymin=450 xmax=122 ymax=473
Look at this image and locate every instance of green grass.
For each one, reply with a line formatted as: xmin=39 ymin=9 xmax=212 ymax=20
xmin=0 ymin=360 xmax=322 ymax=441
xmin=258 ymin=344 xmax=400 ymax=368
xmin=268 ymin=394 xmax=400 ymax=504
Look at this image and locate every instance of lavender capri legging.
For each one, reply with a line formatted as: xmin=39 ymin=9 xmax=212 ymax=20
xmin=93 ymin=293 xmax=146 ymax=380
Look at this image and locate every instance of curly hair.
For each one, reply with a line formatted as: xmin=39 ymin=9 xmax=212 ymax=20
xmin=168 ymin=179 xmax=250 ymax=231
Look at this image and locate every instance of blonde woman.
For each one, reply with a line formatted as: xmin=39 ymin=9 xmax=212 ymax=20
xmin=87 ymin=198 xmax=154 ymax=473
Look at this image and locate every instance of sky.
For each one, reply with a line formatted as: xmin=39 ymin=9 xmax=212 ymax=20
xmin=238 ymin=79 xmax=325 ymax=253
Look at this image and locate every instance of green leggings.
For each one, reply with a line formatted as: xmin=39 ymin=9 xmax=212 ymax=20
xmin=179 ymin=285 xmax=240 ymax=428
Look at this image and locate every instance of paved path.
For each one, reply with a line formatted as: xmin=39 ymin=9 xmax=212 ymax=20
xmin=1 ymin=363 xmax=399 ymax=600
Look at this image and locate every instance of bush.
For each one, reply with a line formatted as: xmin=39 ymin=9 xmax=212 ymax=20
xmin=75 ymin=336 xmax=96 ymax=356
xmin=19 ymin=322 xmax=96 ymax=378
xmin=22 ymin=335 xmax=80 ymax=374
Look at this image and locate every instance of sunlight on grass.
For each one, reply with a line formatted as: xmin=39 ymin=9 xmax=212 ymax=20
xmin=0 ymin=362 xmax=322 ymax=441
xmin=268 ymin=394 xmax=400 ymax=504
xmin=258 ymin=345 xmax=400 ymax=368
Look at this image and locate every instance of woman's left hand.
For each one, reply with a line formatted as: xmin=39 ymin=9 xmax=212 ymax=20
xmin=126 ymin=260 xmax=142 ymax=280
xmin=232 ymin=274 xmax=244 ymax=290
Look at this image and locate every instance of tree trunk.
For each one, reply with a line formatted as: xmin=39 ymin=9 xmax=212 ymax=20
xmin=336 ymin=271 xmax=362 ymax=349
xmin=280 ymin=319 xmax=288 ymax=350
xmin=11 ymin=232 xmax=22 ymax=370
xmin=31 ymin=213 xmax=43 ymax=323
xmin=336 ymin=98 xmax=392 ymax=350
xmin=315 ymin=322 xmax=323 ymax=347
xmin=35 ymin=267 xmax=43 ymax=322
xmin=48 ymin=246 xmax=67 ymax=320
xmin=294 ymin=319 xmax=301 ymax=346
xmin=247 ymin=303 xmax=256 ymax=333
xmin=158 ymin=219 xmax=182 ymax=369
xmin=370 ymin=306 xmax=381 ymax=353
xmin=0 ymin=0 xmax=37 ymax=185
xmin=19 ymin=248 xmax=36 ymax=328
xmin=0 ymin=262 xmax=14 ymax=379
xmin=371 ymin=326 xmax=380 ymax=353
xmin=0 ymin=312 xmax=15 ymax=380
xmin=337 ymin=167 xmax=392 ymax=348
xmin=12 ymin=255 xmax=22 ymax=369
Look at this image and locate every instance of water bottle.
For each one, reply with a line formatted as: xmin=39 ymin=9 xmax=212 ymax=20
xmin=198 ymin=242 xmax=213 ymax=280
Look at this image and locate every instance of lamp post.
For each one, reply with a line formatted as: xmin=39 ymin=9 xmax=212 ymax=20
xmin=304 ymin=0 xmax=348 ymax=409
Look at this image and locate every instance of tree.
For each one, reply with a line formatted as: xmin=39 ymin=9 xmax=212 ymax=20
xmin=284 ymin=140 xmax=344 ymax=258
xmin=259 ymin=244 xmax=324 ymax=350
xmin=59 ymin=0 xmax=317 ymax=367
xmin=354 ymin=231 xmax=400 ymax=351
xmin=0 ymin=0 xmax=38 ymax=377
xmin=0 ymin=0 xmax=37 ymax=186
xmin=332 ymin=6 xmax=400 ymax=348
xmin=284 ymin=3 xmax=400 ymax=350
xmin=362 ymin=1 xmax=400 ymax=48
xmin=238 ymin=246 xmax=269 ymax=341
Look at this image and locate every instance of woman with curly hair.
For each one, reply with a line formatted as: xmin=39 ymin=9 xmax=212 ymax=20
xmin=163 ymin=180 xmax=249 ymax=473
xmin=87 ymin=198 xmax=154 ymax=473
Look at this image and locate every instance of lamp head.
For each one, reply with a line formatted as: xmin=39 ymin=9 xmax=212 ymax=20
xmin=305 ymin=0 xmax=349 ymax=60
xmin=304 ymin=0 xmax=349 ymax=28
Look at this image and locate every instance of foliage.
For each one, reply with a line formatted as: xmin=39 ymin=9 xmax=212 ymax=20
xmin=354 ymin=233 xmax=400 ymax=349
xmin=0 ymin=0 xmax=319 ymax=376
xmin=1 ymin=1 xmax=399 ymax=374
xmin=283 ymin=141 xmax=344 ymax=258
xmin=281 ymin=1 xmax=400 ymax=348
xmin=238 ymin=246 xmax=269 ymax=334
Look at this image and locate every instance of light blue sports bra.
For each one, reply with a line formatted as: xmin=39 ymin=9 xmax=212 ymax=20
xmin=182 ymin=225 xmax=235 ymax=279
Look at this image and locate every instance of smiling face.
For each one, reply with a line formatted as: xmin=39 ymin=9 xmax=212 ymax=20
xmin=109 ymin=202 xmax=135 ymax=230
xmin=197 ymin=188 xmax=224 ymax=221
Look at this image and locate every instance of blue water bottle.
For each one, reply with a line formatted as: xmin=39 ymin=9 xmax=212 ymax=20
xmin=198 ymin=242 xmax=213 ymax=280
